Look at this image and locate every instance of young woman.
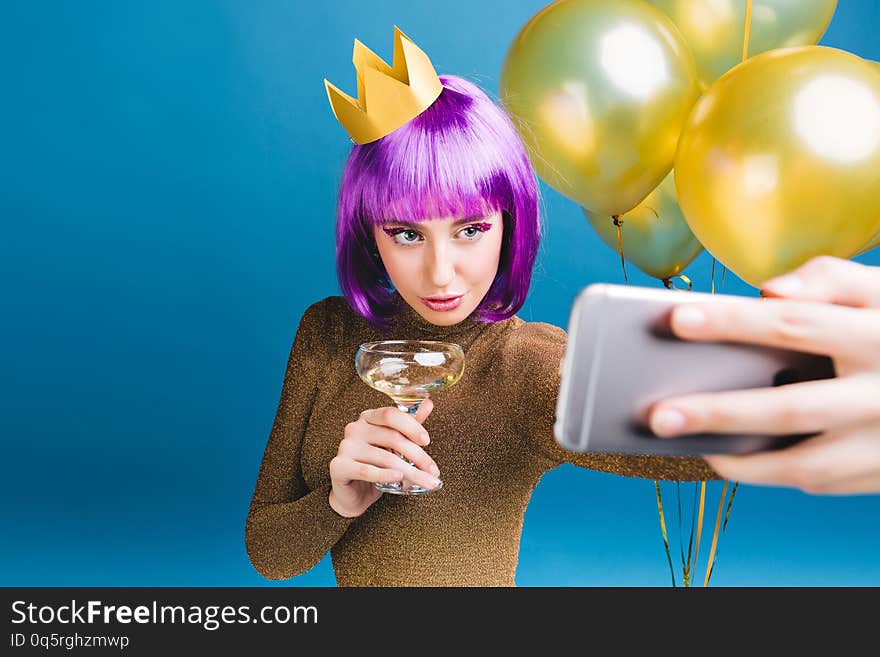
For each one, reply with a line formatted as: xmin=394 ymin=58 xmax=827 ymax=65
xmin=245 ymin=33 xmax=880 ymax=585
xmin=244 ymin=69 xmax=718 ymax=586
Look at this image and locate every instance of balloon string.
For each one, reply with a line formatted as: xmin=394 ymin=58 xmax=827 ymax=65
xmin=612 ymin=215 xmax=629 ymax=284
xmin=707 ymin=260 xmax=738 ymax=584
xmin=617 ymin=7 xmax=747 ymax=589
xmin=662 ymin=275 xmax=703 ymax=586
xmin=662 ymin=274 xmax=692 ymax=291
xmin=691 ymin=481 xmax=707 ymax=580
xmin=655 ymin=481 xmax=676 ymax=587
xmin=743 ymin=0 xmax=753 ymax=62
xmin=703 ymin=479 xmax=729 ymax=586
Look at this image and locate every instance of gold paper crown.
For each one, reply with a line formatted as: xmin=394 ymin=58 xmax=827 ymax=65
xmin=324 ymin=26 xmax=443 ymax=145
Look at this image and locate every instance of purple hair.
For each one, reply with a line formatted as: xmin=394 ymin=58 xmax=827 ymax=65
xmin=335 ymin=74 xmax=541 ymax=332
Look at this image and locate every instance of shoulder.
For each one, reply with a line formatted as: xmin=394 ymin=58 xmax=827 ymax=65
xmin=493 ymin=320 xmax=568 ymax=437
xmin=494 ymin=318 xmax=567 ymax=376
xmin=293 ymin=296 xmax=359 ymax=357
xmin=299 ymin=295 xmax=352 ymax=329
xmin=498 ymin=318 xmax=567 ymax=355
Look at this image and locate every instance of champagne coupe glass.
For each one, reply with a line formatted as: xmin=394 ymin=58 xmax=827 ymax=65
xmin=355 ymin=340 xmax=465 ymax=495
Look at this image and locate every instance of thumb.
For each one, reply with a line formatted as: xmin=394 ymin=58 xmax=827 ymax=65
xmin=414 ymin=397 xmax=434 ymax=424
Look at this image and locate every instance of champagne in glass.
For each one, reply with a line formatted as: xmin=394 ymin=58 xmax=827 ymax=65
xmin=355 ymin=340 xmax=465 ymax=495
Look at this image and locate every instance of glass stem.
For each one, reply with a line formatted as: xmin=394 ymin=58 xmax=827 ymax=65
xmin=396 ymin=401 xmax=422 ymax=415
xmin=393 ymin=401 xmax=423 ymax=471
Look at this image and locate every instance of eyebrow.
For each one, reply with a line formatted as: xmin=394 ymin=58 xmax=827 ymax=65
xmin=382 ymin=216 xmax=494 ymax=228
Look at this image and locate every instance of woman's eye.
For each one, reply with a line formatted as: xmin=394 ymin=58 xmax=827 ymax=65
xmin=387 ymin=228 xmax=422 ymax=245
xmin=458 ymin=223 xmax=491 ymax=240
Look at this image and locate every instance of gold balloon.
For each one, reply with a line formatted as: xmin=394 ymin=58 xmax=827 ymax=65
xmin=646 ymin=0 xmax=837 ymax=89
xmin=500 ymin=0 xmax=700 ymax=216
xmin=859 ymin=231 xmax=880 ymax=255
xmin=583 ymin=170 xmax=703 ymax=280
xmin=858 ymin=63 xmax=880 ymax=256
xmin=675 ymin=46 xmax=880 ymax=288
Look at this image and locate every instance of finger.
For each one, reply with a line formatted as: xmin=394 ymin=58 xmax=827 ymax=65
xmin=352 ymin=445 xmax=442 ymax=491
xmin=792 ymin=422 xmax=880 ymax=494
xmin=810 ymin=472 xmax=880 ymax=495
xmin=362 ymin=406 xmax=432 ymax=445
xmin=759 ymin=255 xmax=880 ymax=308
xmin=701 ymin=428 xmax=877 ymax=492
xmin=649 ymin=374 xmax=880 ymax=437
xmin=414 ymin=397 xmax=434 ymax=424
xmin=342 ymin=429 xmax=440 ymax=477
xmin=330 ymin=457 xmax=403 ymax=486
xmin=669 ymin=296 xmax=880 ymax=361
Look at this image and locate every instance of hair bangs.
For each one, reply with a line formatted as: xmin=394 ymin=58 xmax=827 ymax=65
xmin=358 ymin=121 xmax=512 ymax=228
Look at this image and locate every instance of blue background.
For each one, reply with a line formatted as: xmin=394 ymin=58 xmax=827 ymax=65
xmin=3 ymin=0 xmax=879 ymax=587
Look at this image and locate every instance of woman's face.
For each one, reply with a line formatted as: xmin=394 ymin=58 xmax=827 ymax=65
xmin=372 ymin=210 xmax=504 ymax=326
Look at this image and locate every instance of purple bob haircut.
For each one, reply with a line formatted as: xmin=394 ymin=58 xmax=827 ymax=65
xmin=335 ymin=74 xmax=541 ymax=332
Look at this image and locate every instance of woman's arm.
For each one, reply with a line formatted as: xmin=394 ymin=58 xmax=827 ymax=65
xmin=244 ymin=299 xmax=355 ymax=580
xmin=649 ymin=256 xmax=880 ymax=494
xmin=513 ymin=322 xmax=721 ymax=481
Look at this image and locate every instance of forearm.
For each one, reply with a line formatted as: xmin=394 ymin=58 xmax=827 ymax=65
xmin=245 ymin=483 xmax=354 ymax=580
xmin=563 ymin=450 xmax=721 ymax=481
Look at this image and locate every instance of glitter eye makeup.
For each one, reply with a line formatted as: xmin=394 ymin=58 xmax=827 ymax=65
xmin=456 ymin=223 xmax=492 ymax=241
xmin=381 ymin=220 xmax=494 ymax=245
xmin=382 ymin=227 xmax=422 ymax=245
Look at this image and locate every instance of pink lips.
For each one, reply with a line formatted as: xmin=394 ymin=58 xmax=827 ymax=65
xmin=421 ymin=294 xmax=464 ymax=312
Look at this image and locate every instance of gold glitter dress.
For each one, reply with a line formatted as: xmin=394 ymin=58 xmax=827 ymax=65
xmin=244 ymin=296 xmax=719 ymax=586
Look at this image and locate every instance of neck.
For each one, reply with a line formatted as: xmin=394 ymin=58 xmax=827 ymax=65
xmin=380 ymin=294 xmax=498 ymax=343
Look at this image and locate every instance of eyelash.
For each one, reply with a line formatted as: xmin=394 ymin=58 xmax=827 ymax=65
xmin=382 ymin=223 xmax=493 ymax=245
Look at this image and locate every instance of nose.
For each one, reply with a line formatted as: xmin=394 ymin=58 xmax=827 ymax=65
xmin=426 ymin=241 xmax=456 ymax=288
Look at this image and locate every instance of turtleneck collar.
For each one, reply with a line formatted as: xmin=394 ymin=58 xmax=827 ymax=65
xmin=378 ymin=294 xmax=510 ymax=346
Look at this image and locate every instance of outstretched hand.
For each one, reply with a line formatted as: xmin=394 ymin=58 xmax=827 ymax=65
xmin=648 ymin=255 xmax=880 ymax=494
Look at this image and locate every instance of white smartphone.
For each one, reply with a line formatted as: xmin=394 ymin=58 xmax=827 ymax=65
xmin=554 ymin=283 xmax=836 ymax=456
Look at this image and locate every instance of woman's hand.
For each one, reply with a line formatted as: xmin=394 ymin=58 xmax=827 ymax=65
xmin=648 ymin=255 xmax=880 ymax=494
xmin=328 ymin=398 xmax=442 ymax=517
